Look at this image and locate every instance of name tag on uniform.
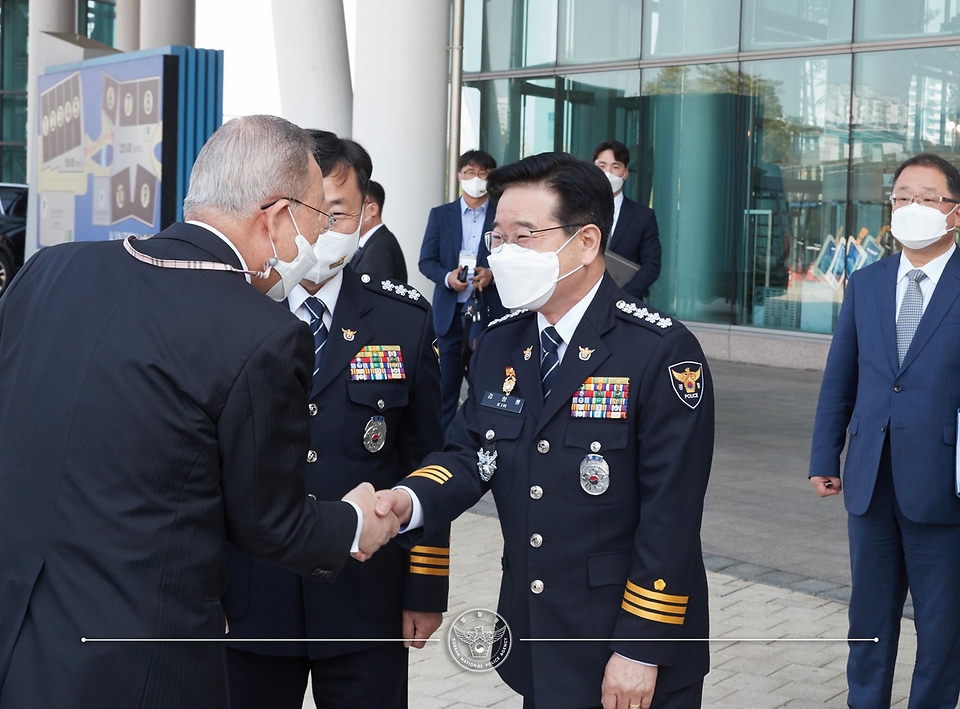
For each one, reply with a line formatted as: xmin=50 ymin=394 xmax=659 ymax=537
xmin=571 ymin=377 xmax=629 ymax=419
xmin=481 ymin=391 xmax=524 ymax=414
xmin=350 ymin=345 xmax=405 ymax=380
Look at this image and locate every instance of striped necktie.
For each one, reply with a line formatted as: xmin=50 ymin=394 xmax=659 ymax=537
xmin=540 ymin=326 xmax=562 ymax=400
xmin=896 ymin=269 xmax=927 ymax=368
xmin=303 ymin=296 xmax=328 ymax=378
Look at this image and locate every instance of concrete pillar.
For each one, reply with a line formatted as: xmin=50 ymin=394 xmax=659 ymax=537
xmin=352 ymin=0 xmax=450 ymax=295
xmin=115 ymin=0 xmax=141 ymax=52
xmin=140 ymin=0 xmax=195 ymax=48
xmin=271 ymin=0 xmax=352 ymax=137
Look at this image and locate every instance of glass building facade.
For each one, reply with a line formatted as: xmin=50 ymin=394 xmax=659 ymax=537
xmin=461 ymin=0 xmax=960 ymax=335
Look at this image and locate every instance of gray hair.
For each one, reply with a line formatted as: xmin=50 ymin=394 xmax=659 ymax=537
xmin=183 ymin=115 xmax=313 ymax=220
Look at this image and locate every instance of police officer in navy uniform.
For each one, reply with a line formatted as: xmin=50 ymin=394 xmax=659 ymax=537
xmin=377 ymin=152 xmax=714 ymax=709
xmin=224 ymin=131 xmax=450 ymax=709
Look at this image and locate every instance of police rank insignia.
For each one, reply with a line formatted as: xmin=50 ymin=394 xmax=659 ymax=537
xmin=523 ymin=346 xmax=533 ymax=361
xmin=363 ymin=416 xmax=387 ymax=452
xmin=477 ymin=447 xmax=498 ymax=482
xmin=342 ymin=328 xmax=356 ymax=342
xmin=503 ymin=367 xmax=517 ymax=396
xmin=580 ymin=454 xmax=610 ymax=495
xmin=571 ymin=377 xmax=629 ymax=419
xmin=668 ymin=361 xmax=704 ymax=409
xmin=350 ymin=345 xmax=405 ymax=380
xmin=578 ymin=346 xmax=594 ymax=361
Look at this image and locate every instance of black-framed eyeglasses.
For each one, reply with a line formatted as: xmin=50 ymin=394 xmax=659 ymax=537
xmin=484 ymin=224 xmax=584 ymax=252
xmin=261 ymin=197 xmax=336 ymax=234
xmin=889 ymin=193 xmax=960 ymax=209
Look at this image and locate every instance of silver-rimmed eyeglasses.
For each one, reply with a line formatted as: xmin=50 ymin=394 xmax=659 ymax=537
xmin=889 ymin=193 xmax=960 ymax=209
xmin=484 ymin=224 xmax=584 ymax=253
xmin=261 ymin=197 xmax=336 ymax=234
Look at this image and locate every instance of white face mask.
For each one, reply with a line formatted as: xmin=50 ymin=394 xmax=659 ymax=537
xmin=304 ymin=207 xmax=363 ymax=284
xmin=891 ymin=202 xmax=959 ymax=251
xmin=604 ymin=171 xmax=624 ymax=194
xmin=461 ymin=176 xmax=487 ymax=199
xmin=265 ymin=207 xmax=321 ymax=301
xmin=487 ymin=229 xmax=583 ymax=311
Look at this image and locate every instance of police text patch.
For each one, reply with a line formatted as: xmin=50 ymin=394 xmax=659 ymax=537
xmin=668 ymin=361 xmax=703 ymax=409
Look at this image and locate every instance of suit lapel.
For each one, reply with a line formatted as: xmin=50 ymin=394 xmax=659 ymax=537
xmin=875 ymin=255 xmax=900 ymax=374
xmin=899 ymin=248 xmax=960 ymax=373
xmin=609 ymin=198 xmax=635 ymax=253
xmin=534 ymin=277 xmax=618 ymax=435
xmin=310 ymin=271 xmax=372 ymax=400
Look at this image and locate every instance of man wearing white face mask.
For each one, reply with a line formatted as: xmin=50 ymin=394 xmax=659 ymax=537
xmin=810 ymin=153 xmax=960 ymax=709
xmin=420 ymin=149 xmax=507 ymax=430
xmin=225 ymin=130 xmax=449 ymax=709
xmin=593 ymin=140 xmax=661 ymax=298
xmin=379 ymin=152 xmax=715 ymax=709
xmin=0 ymin=116 xmax=399 ymax=709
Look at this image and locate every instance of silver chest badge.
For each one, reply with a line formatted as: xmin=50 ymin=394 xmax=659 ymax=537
xmin=478 ymin=447 xmax=498 ymax=482
xmin=579 ymin=454 xmax=610 ymax=495
xmin=363 ymin=416 xmax=387 ymax=453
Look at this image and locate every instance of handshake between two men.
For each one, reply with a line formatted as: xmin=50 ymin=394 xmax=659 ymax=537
xmin=341 ymin=484 xmax=416 ymax=563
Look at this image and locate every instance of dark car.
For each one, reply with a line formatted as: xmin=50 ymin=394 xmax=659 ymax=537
xmin=0 ymin=183 xmax=27 ymax=296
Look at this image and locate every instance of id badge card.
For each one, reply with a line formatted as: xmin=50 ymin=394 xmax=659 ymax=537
xmin=459 ymin=249 xmax=478 ymax=277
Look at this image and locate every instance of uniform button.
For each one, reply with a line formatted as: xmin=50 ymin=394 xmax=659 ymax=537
xmin=485 ymin=429 xmax=495 ymax=441
xmin=377 ymin=399 xmax=386 ymax=410
xmin=306 ymin=450 xmax=318 ymax=463
xmin=361 ymin=274 xmax=371 ymax=284
xmin=894 ymin=384 xmax=902 ymax=392
xmin=530 ymin=580 xmax=544 ymax=594
xmin=537 ymin=440 xmax=550 ymax=454
xmin=530 ymin=533 xmax=543 ymax=548
xmin=590 ymin=441 xmax=601 ymax=453
xmin=308 ymin=403 xmax=318 ymax=416
xmin=530 ymin=485 xmax=543 ymax=500
xmin=307 ymin=493 xmax=317 ymax=500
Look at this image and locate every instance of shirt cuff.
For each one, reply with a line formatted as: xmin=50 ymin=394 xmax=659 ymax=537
xmin=393 ymin=485 xmax=424 ymax=532
xmin=615 ymin=652 xmax=657 ymax=668
xmin=342 ymin=500 xmax=363 ymax=554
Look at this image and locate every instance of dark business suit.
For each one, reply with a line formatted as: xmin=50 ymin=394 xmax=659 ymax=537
xmin=810 ymin=249 xmax=960 ymax=708
xmin=609 ymin=196 xmax=662 ymax=298
xmin=419 ymin=199 xmax=505 ymax=429
xmin=350 ymin=224 xmax=407 ymax=282
xmin=224 ymin=267 xmax=449 ymax=709
xmin=0 ymin=223 xmax=356 ymax=709
xmin=400 ymin=275 xmax=714 ymax=708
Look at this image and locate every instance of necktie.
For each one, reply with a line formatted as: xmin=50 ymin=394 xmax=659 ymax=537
xmin=540 ymin=326 xmax=562 ymax=400
xmin=896 ymin=268 xmax=927 ymax=367
xmin=303 ymin=296 xmax=328 ymax=377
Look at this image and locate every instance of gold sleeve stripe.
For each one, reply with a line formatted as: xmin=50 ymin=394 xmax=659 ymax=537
xmin=419 ymin=465 xmax=453 ymax=480
xmin=626 ymin=580 xmax=689 ymax=604
xmin=408 ymin=470 xmax=447 ymax=484
xmin=621 ymin=601 xmax=686 ymax=625
xmin=623 ymin=591 xmax=686 ymax=616
xmin=409 ymin=566 xmax=450 ymax=577
xmin=410 ymin=545 xmax=450 ymax=556
xmin=409 ymin=555 xmax=450 ymax=566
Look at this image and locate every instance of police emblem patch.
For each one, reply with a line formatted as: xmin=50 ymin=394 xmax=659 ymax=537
xmin=668 ymin=361 xmax=704 ymax=409
xmin=477 ymin=447 xmax=498 ymax=481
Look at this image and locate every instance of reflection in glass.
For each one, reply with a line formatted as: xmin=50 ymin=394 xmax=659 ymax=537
xmin=741 ymin=0 xmax=853 ymax=50
xmin=641 ymin=65 xmax=739 ymax=324
xmin=643 ymin=0 xmax=739 ymax=58
xmin=558 ymin=0 xmax=641 ymax=65
xmin=738 ymin=56 xmax=852 ymax=334
xmin=560 ymin=71 xmax=640 ymax=199
xmin=467 ymin=0 xmax=558 ymax=73
xmin=80 ymin=1 xmax=116 ymax=47
xmin=465 ymin=77 xmax=556 ymax=167
xmin=856 ymin=0 xmax=960 ymax=41
xmin=850 ymin=46 xmax=960 ymax=271
xmin=1 ymin=0 xmax=29 ymax=92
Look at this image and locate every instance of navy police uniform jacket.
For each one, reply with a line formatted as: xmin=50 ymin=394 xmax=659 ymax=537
xmin=224 ymin=266 xmax=449 ymax=658
xmin=400 ymin=274 xmax=714 ymax=708
xmin=0 ymin=224 xmax=356 ymax=709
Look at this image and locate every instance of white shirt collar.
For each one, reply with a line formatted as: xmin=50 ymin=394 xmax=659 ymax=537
xmin=897 ymin=242 xmax=956 ymax=286
xmin=358 ymin=222 xmax=384 ymax=250
xmin=186 ymin=220 xmax=251 ymax=283
xmin=537 ymin=275 xmax=604 ymax=350
xmin=613 ymin=192 xmax=624 ymax=212
xmin=288 ymin=269 xmax=344 ymax=321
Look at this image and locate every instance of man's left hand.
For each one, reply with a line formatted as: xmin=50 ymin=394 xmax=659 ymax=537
xmin=601 ymin=653 xmax=658 ymax=709
xmin=471 ymin=266 xmax=493 ymax=290
xmin=401 ymin=610 xmax=443 ymax=649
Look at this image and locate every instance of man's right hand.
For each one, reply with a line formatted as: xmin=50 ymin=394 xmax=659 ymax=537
xmin=342 ymin=482 xmax=400 ymax=561
xmin=375 ymin=488 xmax=413 ymax=526
xmin=447 ymin=268 xmax=468 ymax=292
xmin=810 ymin=476 xmax=841 ymax=497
